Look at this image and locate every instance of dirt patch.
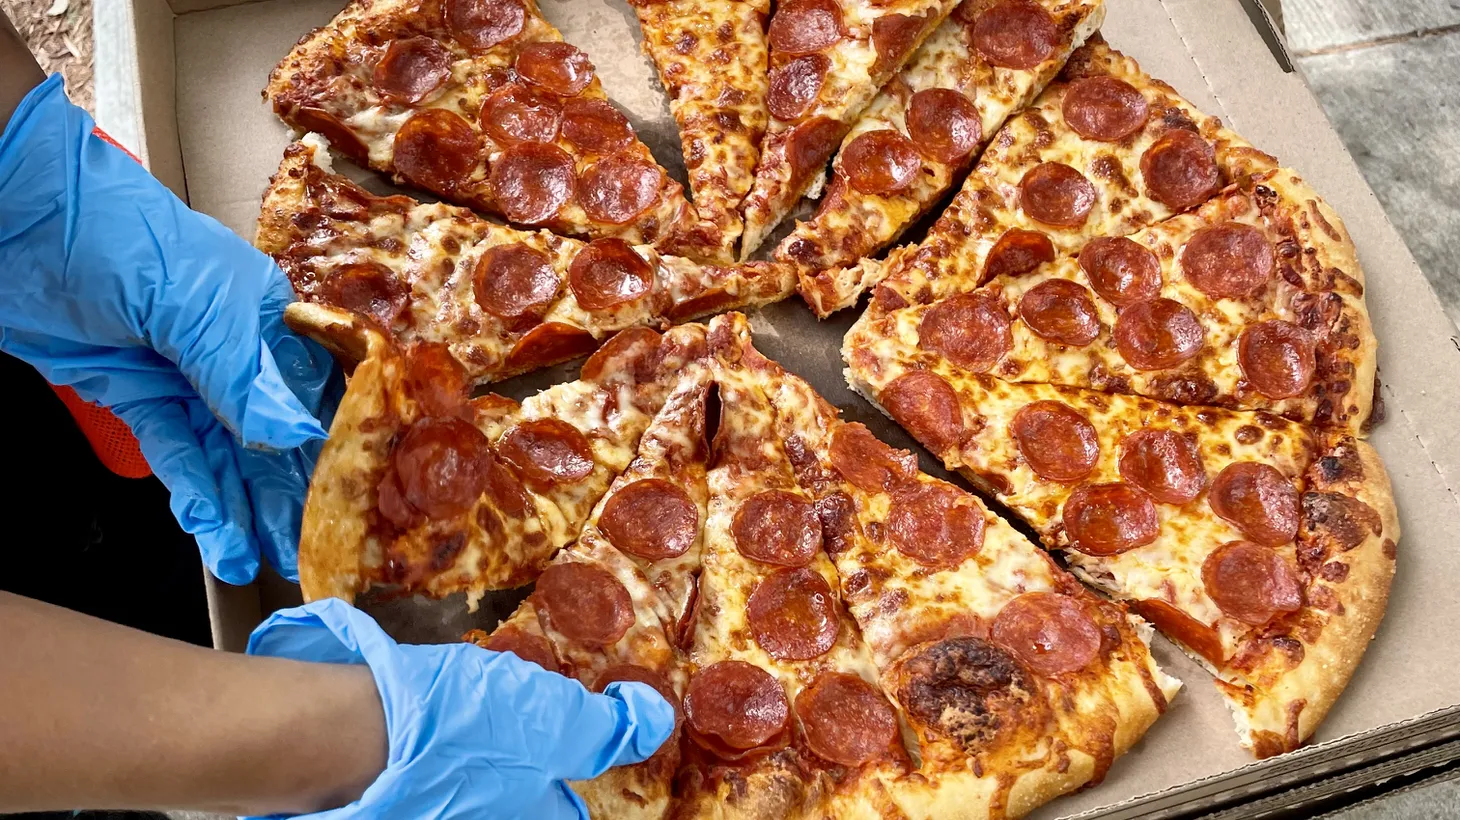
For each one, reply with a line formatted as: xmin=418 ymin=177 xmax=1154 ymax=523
xmin=2 ymin=0 xmax=93 ymax=113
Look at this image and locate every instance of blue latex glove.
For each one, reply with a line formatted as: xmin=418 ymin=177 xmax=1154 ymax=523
xmin=247 ymin=599 xmax=676 ymax=820
xmin=0 ymin=75 xmax=335 ymax=584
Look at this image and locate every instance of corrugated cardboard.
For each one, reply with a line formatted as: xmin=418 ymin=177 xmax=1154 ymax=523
xmin=91 ymin=0 xmax=1460 ymax=815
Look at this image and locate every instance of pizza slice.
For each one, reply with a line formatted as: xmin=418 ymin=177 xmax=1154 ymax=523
xmin=465 ymin=530 xmax=686 ymax=818
xmin=264 ymin=0 xmax=725 ymax=260
xmin=827 ymin=34 xmax=1278 ymax=315
xmin=258 ymin=137 xmax=795 ymax=386
xmin=784 ymin=0 xmax=1104 ymax=315
xmin=736 ymin=0 xmax=967 ymax=258
xmin=846 ymin=167 xmax=1379 ymax=433
xmin=706 ymin=313 xmax=1177 ymax=817
xmin=292 ymin=305 xmax=706 ymax=606
xmin=629 ymin=0 xmax=771 ymax=252
xmin=844 ymin=333 xmax=1398 ymax=757
xmin=671 ymin=320 xmax=910 ymax=819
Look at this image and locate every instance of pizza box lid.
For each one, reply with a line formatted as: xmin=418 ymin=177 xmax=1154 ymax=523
xmin=92 ymin=0 xmax=1460 ymax=815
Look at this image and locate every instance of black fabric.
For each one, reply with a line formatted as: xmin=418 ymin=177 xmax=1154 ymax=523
xmin=0 ymin=351 xmax=211 ymax=644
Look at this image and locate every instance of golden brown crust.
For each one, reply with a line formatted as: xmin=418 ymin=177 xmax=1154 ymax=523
xmin=1219 ymin=435 xmax=1397 ymax=757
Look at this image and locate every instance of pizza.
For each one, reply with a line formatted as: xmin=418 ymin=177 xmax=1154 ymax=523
xmin=817 ymin=35 xmax=1279 ymax=315
xmin=291 ymin=303 xmax=708 ymax=606
xmin=737 ymin=0 xmax=963 ymax=258
xmin=460 ymin=311 xmax=1177 ymax=819
xmin=784 ymin=0 xmax=1104 ymax=315
xmin=846 ymin=166 xmax=1379 ymax=433
xmin=844 ymin=318 xmax=1396 ymax=757
xmin=628 ymin=0 xmax=771 ymax=252
xmin=264 ymin=0 xmax=726 ymax=261
xmin=257 ymin=137 xmax=795 ymax=385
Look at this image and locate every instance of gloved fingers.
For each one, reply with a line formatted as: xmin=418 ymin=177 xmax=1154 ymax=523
xmin=237 ymin=438 xmax=319 ymax=583
xmin=528 ymin=677 xmax=677 ymax=782
xmin=111 ymin=396 xmax=263 ymax=585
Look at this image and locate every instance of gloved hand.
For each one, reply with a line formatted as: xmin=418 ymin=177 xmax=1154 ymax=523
xmin=0 ymin=74 xmax=335 ymax=584
xmin=247 ymin=599 xmax=676 ymax=820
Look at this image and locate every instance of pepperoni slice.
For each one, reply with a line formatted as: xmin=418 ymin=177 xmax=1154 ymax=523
xmin=579 ymin=154 xmax=666 ymax=225
xmin=316 ymin=261 xmax=408 ymax=327
xmin=1019 ymin=163 xmax=1097 ymax=228
xmin=732 ymin=490 xmax=821 ymax=566
xmin=580 ymin=326 xmax=663 ymax=381
xmin=1180 ymin=223 xmax=1276 ymax=300
xmin=829 ymin=422 xmax=916 ymax=493
xmin=1079 ymin=236 xmax=1162 ymax=307
xmin=768 ymin=0 xmax=846 ymax=54
xmin=289 ymin=107 xmax=369 ymax=161
xmin=599 ymin=478 xmax=699 ymax=560
xmin=498 ymin=418 xmax=595 ymax=492
xmin=403 ymin=341 xmax=467 ymax=418
xmin=568 ymin=237 xmax=654 ymax=310
xmin=787 ymin=116 xmax=843 ymax=183
xmin=747 ymin=568 xmax=840 ymax=661
xmin=488 ymin=142 xmax=576 ymax=225
xmin=1061 ymin=76 xmax=1149 ymax=142
xmin=1019 ymin=279 xmax=1100 ymax=346
xmin=473 ymin=242 xmax=559 ymax=321
xmin=906 ymin=88 xmax=981 ymax=165
xmin=684 ymin=661 xmax=789 ymax=751
xmin=918 ymin=292 xmax=1012 ymax=372
xmin=375 ymin=465 xmax=420 ymax=530
xmin=1113 ymin=298 xmax=1204 ymax=370
xmin=561 ymin=97 xmax=635 ymax=153
xmin=887 ymin=482 xmax=985 ymax=568
xmin=879 ymin=370 xmax=964 ymax=456
xmin=374 ymin=37 xmax=452 ymax=104
xmin=871 ymin=12 xmax=926 ymax=73
xmin=535 ymin=561 xmax=635 ymax=645
xmin=1140 ymin=129 xmax=1220 ymax=212
xmin=1011 ymin=401 xmax=1099 ymax=482
xmin=393 ymin=108 xmax=482 ymax=192
xmin=840 ymin=130 xmax=921 ymax=196
xmin=991 ymin=592 xmax=1102 ymax=675
xmin=1119 ymin=429 xmax=1205 ymax=504
xmin=1129 ymin=599 xmax=1225 ymax=666
xmin=971 ymin=0 xmax=1058 ymax=70
xmin=446 ymin=0 xmax=526 ymax=51
xmin=481 ymin=626 xmax=559 ymax=672
xmin=795 ymin=673 xmax=898 ymax=766
xmin=392 ymin=417 xmax=490 ymax=518
xmin=1062 ymin=483 xmax=1160 ymax=555
xmin=480 ymin=84 xmax=562 ymax=145
xmin=1209 ymin=462 xmax=1299 ymax=546
xmin=1239 ymin=320 xmax=1316 ymax=398
xmin=504 ymin=321 xmax=598 ymax=371
xmin=768 ymin=55 xmax=829 ymax=121
xmin=1202 ymin=541 xmax=1304 ymax=625
xmin=983 ymin=228 xmax=1055 ymax=281
xmin=515 ymin=42 xmax=595 ymax=97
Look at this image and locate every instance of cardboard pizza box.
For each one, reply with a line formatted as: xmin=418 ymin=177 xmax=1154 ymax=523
xmin=92 ymin=0 xmax=1460 ymax=815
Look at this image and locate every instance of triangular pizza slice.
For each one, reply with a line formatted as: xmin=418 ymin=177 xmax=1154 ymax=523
xmin=629 ymin=0 xmax=772 ymax=252
xmin=264 ymin=0 xmax=726 ymax=260
xmin=737 ymin=0 xmax=967 ymax=258
xmin=672 ymin=320 xmax=910 ymax=819
xmin=258 ymin=138 xmax=794 ymax=386
xmin=828 ymin=35 xmax=1278 ymax=315
xmin=846 ymin=167 xmax=1378 ymax=434
xmin=784 ymin=0 xmax=1104 ymax=316
xmin=292 ymin=305 xmax=704 ymax=606
xmin=845 ymin=332 xmax=1397 ymax=757
xmin=719 ymin=314 xmax=1177 ymax=816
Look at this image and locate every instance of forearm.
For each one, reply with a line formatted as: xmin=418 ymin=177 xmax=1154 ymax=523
xmin=0 ymin=592 xmax=387 ymax=816
xmin=1 ymin=10 xmax=46 ymax=131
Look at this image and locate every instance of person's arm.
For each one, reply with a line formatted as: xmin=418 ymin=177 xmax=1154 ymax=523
xmin=1 ymin=10 xmax=46 ymax=129
xmin=0 ymin=591 xmax=387 ymax=816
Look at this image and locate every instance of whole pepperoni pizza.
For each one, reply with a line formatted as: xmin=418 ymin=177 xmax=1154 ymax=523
xmin=264 ymin=0 xmax=1398 ymax=814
